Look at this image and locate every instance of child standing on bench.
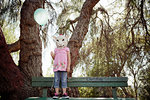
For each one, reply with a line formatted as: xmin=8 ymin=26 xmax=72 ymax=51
xmin=51 ymin=34 xmax=71 ymax=99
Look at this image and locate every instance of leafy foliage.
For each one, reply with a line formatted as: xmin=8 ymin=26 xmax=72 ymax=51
xmin=139 ymin=65 xmax=150 ymax=100
xmin=0 ymin=0 xmax=21 ymax=65
xmin=0 ymin=0 xmax=22 ymax=27
xmin=76 ymin=0 xmax=150 ymax=98
xmin=56 ymin=0 xmax=84 ymax=35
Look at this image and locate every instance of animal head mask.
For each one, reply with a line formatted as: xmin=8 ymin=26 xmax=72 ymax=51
xmin=53 ymin=34 xmax=69 ymax=48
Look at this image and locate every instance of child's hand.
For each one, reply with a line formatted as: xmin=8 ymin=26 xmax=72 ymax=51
xmin=51 ymin=51 xmax=54 ymax=56
xmin=67 ymin=67 xmax=70 ymax=73
xmin=51 ymin=51 xmax=55 ymax=59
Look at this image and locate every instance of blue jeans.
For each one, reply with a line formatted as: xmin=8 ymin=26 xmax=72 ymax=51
xmin=54 ymin=71 xmax=67 ymax=88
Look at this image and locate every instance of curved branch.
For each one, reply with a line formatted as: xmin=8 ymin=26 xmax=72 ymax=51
xmin=68 ymin=0 xmax=100 ymax=77
xmin=69 ymin=7 xmax=107 ymax=24
xmin=8 ymin=40 xmax=20 ymax=53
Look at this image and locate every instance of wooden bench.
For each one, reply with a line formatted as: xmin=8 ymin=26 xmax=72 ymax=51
xmin=25 ymin=77 xmax=135 ymax=100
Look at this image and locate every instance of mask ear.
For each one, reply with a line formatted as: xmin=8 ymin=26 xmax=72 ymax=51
xmin=52 ymin=36 xmax=57 ymax=42
xmin=65 ymin=34 xmax=69 ymax=40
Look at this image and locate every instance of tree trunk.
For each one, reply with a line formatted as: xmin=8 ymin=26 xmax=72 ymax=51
xmin=68 ymin=0 xmax=100 ymax=77
xmin=0 ymin=26 xmax=23 ymax=100
xmin=19 ymin=0 xmax=43 ymax=99
xmin=67 ymin=0 xmax=100 ymax=97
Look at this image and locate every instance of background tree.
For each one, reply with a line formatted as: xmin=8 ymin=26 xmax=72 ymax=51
xmin=18 ymin=0 xmax=44 ymax=99
xmin=72 ymin=0 xmax=149 ymax=99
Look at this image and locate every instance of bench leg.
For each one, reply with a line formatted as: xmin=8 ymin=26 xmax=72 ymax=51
xmin=42 ymin=88 xmax=47 ymax=97
xmin=112 ymin=87 xmax=117 ymax=100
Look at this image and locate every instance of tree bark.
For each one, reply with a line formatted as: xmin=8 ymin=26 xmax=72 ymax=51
xmin=67 ymin=0 xmax=100 ymax=97
xmin=0 ymin=26 xmax=23 ymax=100
xmin=19 ymin=0 xmax=43 ymax=99
xmin=8 ymin=40 xmax=20 ymax=53
xmin=68 ymin=0 xmax=100 ymax=77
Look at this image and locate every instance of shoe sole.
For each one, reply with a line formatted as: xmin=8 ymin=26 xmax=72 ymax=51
xmin=53 ymin=98 xmax=59 ymax=99
xmin=53 ymin=97 xmax=59 ymax=99
xmin=61 ymin=97 xmax=69 ymax=99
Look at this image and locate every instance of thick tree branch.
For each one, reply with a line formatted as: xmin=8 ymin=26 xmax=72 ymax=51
xmin=140 ymin=0 xmax=150 ymax=45
xmin=8 ymin=40 xmax=20 ymax=53
xmin=0 ymin=26 xmax=23 ymax=97
xmin=69 ymin=7 xmax=107 ymax=24
xmin=68 ymin=0 xmax=100 ymax=77
xmin=59 ymin=6 xmax=106 ymax=34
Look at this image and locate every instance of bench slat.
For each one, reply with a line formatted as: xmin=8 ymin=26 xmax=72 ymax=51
xmin=68 ymin=82 xmax=127 ymax=87
xmin=32 ymin=81 xmax=127 ymax=87
xmin=32 ymin=82 xmax=53 ymax=87
xmin=32 ymin=77 xmax=128 ymax=82
xmin=69 ymin=77 xmax=128 ymax=82
xmin=32 ymin=77 xmax=128 ymax=87
xmin=32 ymin=77 xmax=54 ymax=82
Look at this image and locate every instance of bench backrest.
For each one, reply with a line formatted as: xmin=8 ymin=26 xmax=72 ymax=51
xmin=32 ymin=77 xmax=128 ymax=87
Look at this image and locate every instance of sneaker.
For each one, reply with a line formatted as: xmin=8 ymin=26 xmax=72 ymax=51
xmin=53 ymin=93 xmax=59 ymax=99
xmin=62 ymin=93 xmax=69 ymax=99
